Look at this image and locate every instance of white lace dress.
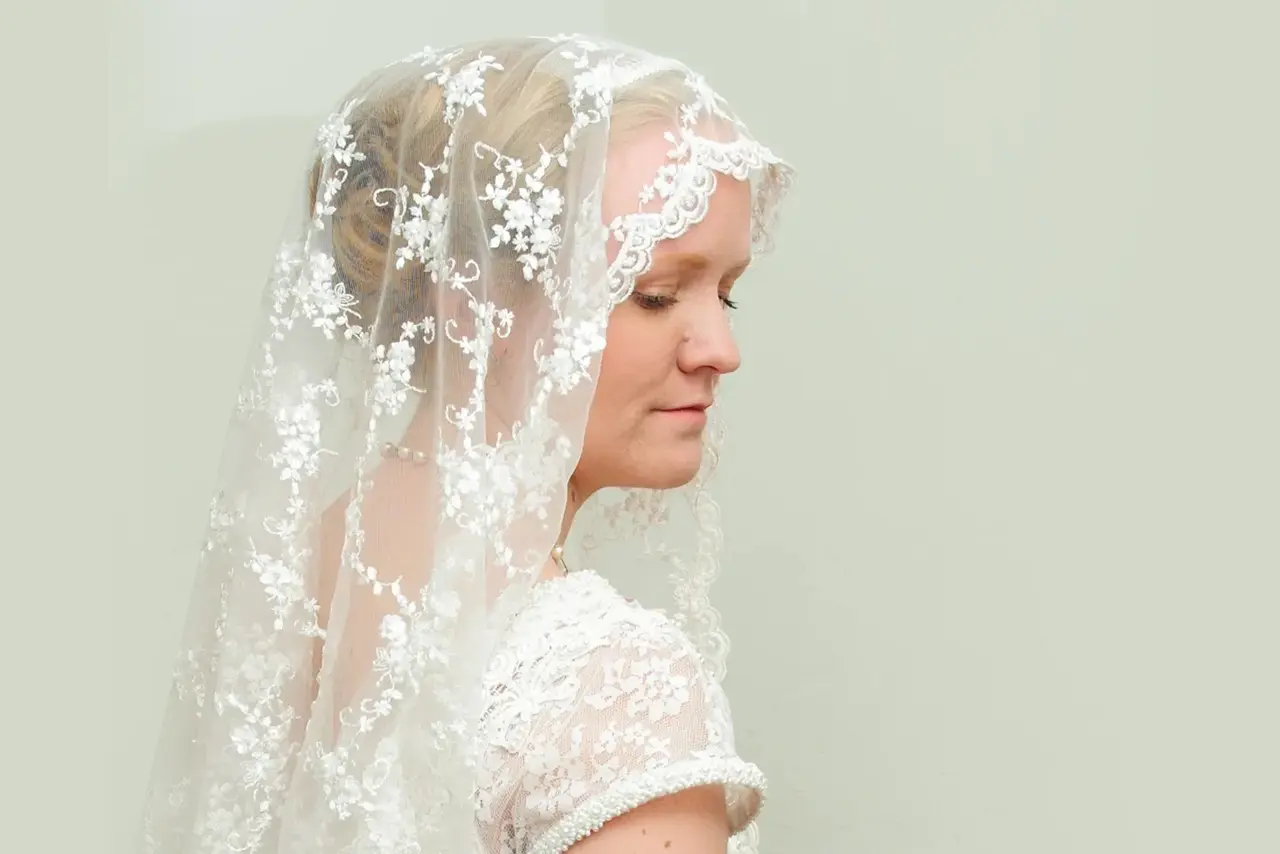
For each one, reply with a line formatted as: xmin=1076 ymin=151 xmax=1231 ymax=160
xmin=314 ymin=394 xmax=763 ymax=851
xmin=474 ymin=569 xmax=765 ymax=854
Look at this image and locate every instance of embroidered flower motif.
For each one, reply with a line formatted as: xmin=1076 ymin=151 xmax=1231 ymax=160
xmin=427 ymin=53 xmax=504 ymax=122
xmin=479 ymin=148 xmax=566 ymax=283
xmin=313 ymin=97 xmax=366 ymax=227
xmin=394 ymin=164 xmax=451 ymax=276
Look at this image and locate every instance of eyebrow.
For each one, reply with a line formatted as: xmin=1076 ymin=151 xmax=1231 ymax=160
xmin=651 ymin=251 xmax=752 ymax=278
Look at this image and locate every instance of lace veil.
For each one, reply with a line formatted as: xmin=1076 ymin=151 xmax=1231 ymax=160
xmin=141 ymin=34 xmax=793 ymax=853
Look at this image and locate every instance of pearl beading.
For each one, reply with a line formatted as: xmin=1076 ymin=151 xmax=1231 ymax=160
xmin=526 ymin=758 xmax=766 ymax=854
xmin=382 ymin=441 xmax=429 ymax=465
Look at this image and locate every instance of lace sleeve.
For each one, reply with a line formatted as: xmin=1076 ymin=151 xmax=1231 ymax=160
xmin=475 ymin=586 xmax=765 ymax=854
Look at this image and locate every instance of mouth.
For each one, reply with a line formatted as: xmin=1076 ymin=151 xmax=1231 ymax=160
xmin=657 ymin=402 xmax=710 ymax=414
xmin=656 ymin=402 xmax=711 ymax=426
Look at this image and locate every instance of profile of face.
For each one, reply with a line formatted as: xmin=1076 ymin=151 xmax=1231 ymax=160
xmin=572 ymin=125 xmax=753 ymax=496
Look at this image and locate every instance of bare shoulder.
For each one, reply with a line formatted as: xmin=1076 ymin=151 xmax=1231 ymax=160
xmin=566 ymin=785 xmax=730 ymax=854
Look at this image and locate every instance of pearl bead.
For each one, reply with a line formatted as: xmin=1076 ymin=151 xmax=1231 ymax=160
xmin=382 ymin=443 xmax=430 ymax=465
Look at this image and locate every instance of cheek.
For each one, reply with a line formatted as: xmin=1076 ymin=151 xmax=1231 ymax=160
xmin=594 ymin=314 xmax=667 ymax=420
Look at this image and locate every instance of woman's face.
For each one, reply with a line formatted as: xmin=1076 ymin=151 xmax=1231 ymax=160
xmin=573 ymin=125 xmax=753 ymax=495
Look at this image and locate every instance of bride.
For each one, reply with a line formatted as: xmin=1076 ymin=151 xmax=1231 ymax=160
xmin=141 ymin=34 xmax=794 ymax=854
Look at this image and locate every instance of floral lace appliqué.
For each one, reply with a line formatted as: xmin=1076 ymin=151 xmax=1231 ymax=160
xmin=474 ymin=571 xmax=766 ymax=854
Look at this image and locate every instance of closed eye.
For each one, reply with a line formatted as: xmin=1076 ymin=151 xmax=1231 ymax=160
xmin=632 ymin=292 xmax=676 ymax=311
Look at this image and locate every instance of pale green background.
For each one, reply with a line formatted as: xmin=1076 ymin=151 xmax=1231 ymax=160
xmin=94 ymin=1 xmax=1280 ymax=852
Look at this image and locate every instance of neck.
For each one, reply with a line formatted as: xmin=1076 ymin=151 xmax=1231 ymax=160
xmin=542 ymin=478 xmax=593 ymax=581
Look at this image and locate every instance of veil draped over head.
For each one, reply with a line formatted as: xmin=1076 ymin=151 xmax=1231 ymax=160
xmin=142 ymin=34 xmax=792 ymax=854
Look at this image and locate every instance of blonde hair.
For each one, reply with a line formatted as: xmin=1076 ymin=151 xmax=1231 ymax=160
xmin=307 ymin=43 xmax=696 ymax=361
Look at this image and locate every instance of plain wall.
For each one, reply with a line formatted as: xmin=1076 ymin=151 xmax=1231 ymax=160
xmin=97 ymin=2 xmax=1279 ymax=852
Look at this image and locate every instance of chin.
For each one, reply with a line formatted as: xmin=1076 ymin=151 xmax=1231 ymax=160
xmin=579 ymin=436 xmax=706 ymax=493
xmin=629 ymin=447 xmax=703 ymax=491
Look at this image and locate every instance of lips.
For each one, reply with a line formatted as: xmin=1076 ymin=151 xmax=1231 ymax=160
xmin=656 ymin=402 xmax=710 ymax=427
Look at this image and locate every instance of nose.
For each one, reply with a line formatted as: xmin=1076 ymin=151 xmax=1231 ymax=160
xmin=677 ymin=298 xmax=741 ymax=376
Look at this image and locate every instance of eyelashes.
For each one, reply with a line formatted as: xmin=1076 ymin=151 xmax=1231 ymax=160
xmin=631 ymin=292 xmax=675 ymax=311
xmin=631 ymin=292 xmax=740 ymax=311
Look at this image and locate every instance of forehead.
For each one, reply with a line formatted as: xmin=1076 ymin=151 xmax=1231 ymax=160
xmin=602 ymin=125 xmax=753 ymax=267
